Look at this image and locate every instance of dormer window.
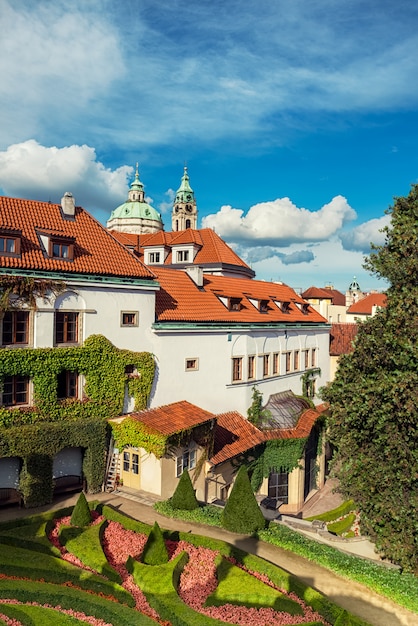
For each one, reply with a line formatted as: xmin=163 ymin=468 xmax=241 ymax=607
xmin=52 ymin=241 xmax=72 ymax=259
xmin=0 ymin=230 xmax=21 ymax=257
xmin=276 ymin=301 xmax=290 ymax=313
xmin=177 ymin=250 xmax=189 ymax=262
xmin=148 ymin=252 xmax=160 ymax=264
xmin=296 ymin=302 xmax=310 ymax=314
xmin=259 ymin=299 xmax=269 ymax=313
xmin=229 ymin=297 xmax=242 ymax=311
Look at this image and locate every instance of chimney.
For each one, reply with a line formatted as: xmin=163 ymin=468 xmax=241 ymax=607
xmin=61 ymin=192 xmax=75 ymax=217
xmin=185 ymin=265 xmax=203 ymax=287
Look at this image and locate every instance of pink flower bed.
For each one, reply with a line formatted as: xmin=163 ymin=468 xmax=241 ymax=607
xmin=5 ymin=510 xmax=331 ymax=626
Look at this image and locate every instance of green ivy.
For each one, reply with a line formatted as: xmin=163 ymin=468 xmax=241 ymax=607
xmin=0 ymin=335 xmax=155 ymax=427
xmin=248 ymin=438 xmax=308 ymax=492
xmin=111 ymin=417 xmax=167 ymax=459
xmin=0 ymin=334 xmax=155 ymax=506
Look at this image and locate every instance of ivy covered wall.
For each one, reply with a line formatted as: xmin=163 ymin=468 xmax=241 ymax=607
xmin=0 ymin=334 xmax=155 ymax=506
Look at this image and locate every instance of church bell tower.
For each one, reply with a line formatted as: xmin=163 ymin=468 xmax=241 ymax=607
xmin=172 ymin=167 xmax=198 ymax=231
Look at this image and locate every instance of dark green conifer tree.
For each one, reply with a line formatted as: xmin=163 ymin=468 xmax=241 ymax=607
xmin=141 ymin=521 xmax=168 ymax=565
xmin=221 ymin=465 xmax=266 ymax=534
xmin=322 ymin=184 xmax=418 ymax=572
xmin=170 ymin=468 xmax=199 ymax=511
xmin=70 ymin=491 xmax=91 ymax=527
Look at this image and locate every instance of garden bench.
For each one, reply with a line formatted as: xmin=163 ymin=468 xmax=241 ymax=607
xmin=53 ymin=475 xmax=83 ymax=495
xmin=0 ymin=487 xmax=23 ymax=507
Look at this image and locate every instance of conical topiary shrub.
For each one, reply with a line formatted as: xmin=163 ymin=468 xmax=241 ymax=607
xmin=141 ymin=521 xmax=169 ymax=565
xmin=170 ymin=468 xmax=199 ymax=511
xmin=70 ymin=491 xmax=91 ymax=527
xmin=221 ymin=465 xmax=266 ymax=534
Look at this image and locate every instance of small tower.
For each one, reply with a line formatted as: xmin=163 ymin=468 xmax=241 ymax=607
xmin=172 ymin=167 xmax=197 ymax=231
xmin=346 ymin=276 xmax=363 ymax=307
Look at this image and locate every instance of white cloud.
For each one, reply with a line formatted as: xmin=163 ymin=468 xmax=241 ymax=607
xmin=251 ymin=239 xmax=385 ymax=293
xmin=158 ymin=189 xmax=176 ymax=215
xmin=0 ymin=140 xmax=131 ymax=222
xmin=202 ymin=196 xmax=356 ymax=245
xmin=0 ymin=1 xmax=124 ymax=146
xmin=340 ymin=215 xmax=391 ymax=252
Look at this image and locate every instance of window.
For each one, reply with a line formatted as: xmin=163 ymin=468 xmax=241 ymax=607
xmin=304 ymin=350 xmax=309 ymax=369
xmin=185 ymin=219 xmax=191 ymax=229
xmin=311 ymin=349 xmax=317 ymax=367
xmin=49 ymin=238 xmax=74 ymax=260
xmin=148 ymin=252 xmax=160 ymax=264
xmin=176 ymin=448 xmax=196 ymax=477
xmin=259 ymin=299 xmax=269 ymax=313
xmin=121 ymin=311 xmax=138 ymax=327
xmin=0 ymin=236 xmax=20 ymax=256
xmin=55 ymin=312 xmax=79 ymax=344
xmin=247 ymin=355 xmax=255 ymax=380
xmin=2 ymin=375 xmax=29 ymax=406
xmin=2 ymin=311 xmax=29 ymax=345
xmin=131 ymin=453 xmax=139 ymax=475
xmin=185 ymin=358 xmax=198 ymax=371
xmin=294 ymin=350 xmax=299 ymax=371
xmin=57 ymin=370 xmax=78 ymax=399
xmin=229 ymin=298 xmax=241 ymax=311
xmin=177 ymin=250 xmax=189 ymax=262
xmin=272 ymin=352 xmax=279 ymax=375
xmin=285 ymin=352 xmax=291 ymax=373
xmin=268 ymin=471 xmax=289 ymax=504
xmin=263 ymin=354 xmax=270 ymax=377
xmin=232 ymin=357 xmax=242 ymax=382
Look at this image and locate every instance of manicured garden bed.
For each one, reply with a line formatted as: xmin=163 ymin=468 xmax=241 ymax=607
xmin=0 ymin=500 xmax=370 ymax=626
xmin=154 ymin=499 xmax=418 ymax=615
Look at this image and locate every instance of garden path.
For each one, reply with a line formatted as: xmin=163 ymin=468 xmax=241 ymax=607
xmin=0 ymin=489 xmax=416 ymax=626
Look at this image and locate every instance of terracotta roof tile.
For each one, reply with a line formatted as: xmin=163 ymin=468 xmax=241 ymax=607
xmin=129 ymin=400 xmax=215 ymax=436
xmin=211 ymin=411 xmax=265 ymax=465
xmin=0 ymin=196 xmax=154 ymax=279
xmin=347 ymin=292 xmax=387 ymax=314
xmin=210 ymin=405 xmax=325 ymax=466
xmin=329 ymin=323 xmax=358 ymax=356
xmin=154 ymin=268 xmax=327 ymax=324
xmin=302 ymin=286 xmax=346 ymax=305
xmin=136 ymin=228 xmax=253 ymax=272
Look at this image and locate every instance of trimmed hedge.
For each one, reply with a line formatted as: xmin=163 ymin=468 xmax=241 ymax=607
xmin=221 ymin=466 xmax=265 ymax=534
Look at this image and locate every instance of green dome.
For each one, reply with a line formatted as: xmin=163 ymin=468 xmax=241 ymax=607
xmin=109 ymin=200 xmax=162 ymax=222
xmin=107 ymin=165 xmax=163 ymax=226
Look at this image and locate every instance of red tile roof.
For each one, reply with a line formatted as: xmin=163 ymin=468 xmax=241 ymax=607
xmin=210 ymin=405 xmax=326 ymax=466
xmin=154 ymin=268 xmax=327 ymax=324
xmin=211 ymin=411 xmax=265 ymax=465
xmin=0 ymin=196 xmax=154 ymax=279
xmin=302 ymin=286 xmax=346 ymax=305
xmin=129 ymin=400 xmax=215 ymax=436
xmin=329 ymin=323 xmax=358 ymax=356
xmin=111 ymin=228 xmax=254 ymax=273
xmin=347 ymin=292 xmax=387 ymax=314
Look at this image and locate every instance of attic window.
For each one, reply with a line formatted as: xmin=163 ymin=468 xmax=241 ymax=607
xmin=177 ymin=250 xmax=189 ymax=262
xmin=49 ymin=237 xmax=74 ymax=260
xmin=229 ymin=297 xmax=241 ymax=311
xmin=0 ymin=231 xmax=21 ymax=257
xmin=277 ymin=301 xmax=290 ymax=313
xmin=295 ymin=302 xmax=310 ymax=314
xmin=259 ymin=299 xmax=269 ymax=313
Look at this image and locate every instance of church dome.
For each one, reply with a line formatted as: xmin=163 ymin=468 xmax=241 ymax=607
xmin=107 ymin=165 xmax=163 ymax=235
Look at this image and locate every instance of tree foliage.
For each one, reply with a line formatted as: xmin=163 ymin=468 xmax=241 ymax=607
xmin=221 ymin=465 xmax=266 ymax=534
xmin=322 ymin=185 xmax=418 ymax=572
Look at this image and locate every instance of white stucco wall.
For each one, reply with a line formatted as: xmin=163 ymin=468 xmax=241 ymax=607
xmin=150 ymin=325 xmax=330 ymax=415
xmin=33 ymin=280 xmax=157 ymax=352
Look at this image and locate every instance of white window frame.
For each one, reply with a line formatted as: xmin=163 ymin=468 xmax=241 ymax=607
xmin=176 ymin=447 xmax=197 ymax=477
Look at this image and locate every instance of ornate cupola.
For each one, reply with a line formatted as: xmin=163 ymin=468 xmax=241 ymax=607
xmin=172 ymin=167 xmax=198 ymax=231
xmin=107 ymin=164 xmax=164 ymax=235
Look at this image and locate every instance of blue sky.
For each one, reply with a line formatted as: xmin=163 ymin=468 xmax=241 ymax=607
xmin=1 ymin=0 xmax=418 ymax=292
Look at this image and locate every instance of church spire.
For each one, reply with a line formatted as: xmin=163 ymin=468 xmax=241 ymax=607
xmin=172 ymin=167 xmax=198 ymax=231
